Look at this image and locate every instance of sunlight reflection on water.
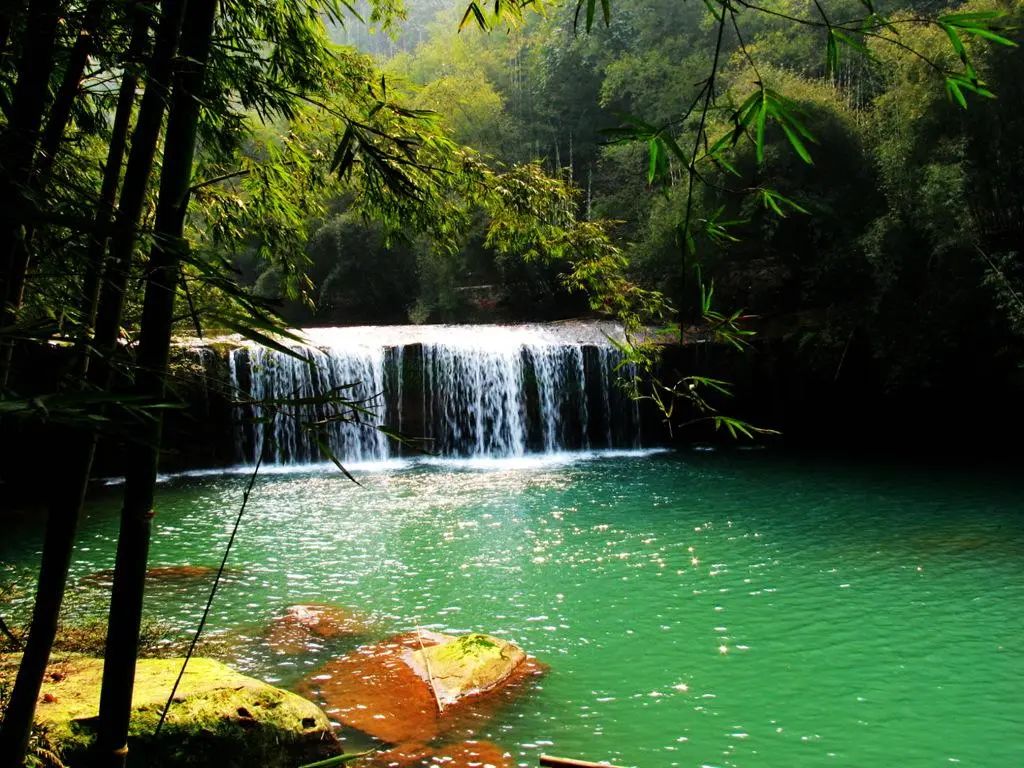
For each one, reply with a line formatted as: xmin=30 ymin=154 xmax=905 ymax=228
xmin=5 ymin=452 xmax=1022 ymax=767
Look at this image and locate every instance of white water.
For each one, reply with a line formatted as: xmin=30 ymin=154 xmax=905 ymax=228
xmin=225 ymin=324 xmax=642 ymax=465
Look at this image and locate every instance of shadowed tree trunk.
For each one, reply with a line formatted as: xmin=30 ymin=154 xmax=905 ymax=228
xmin=33 ymin=0 xmax=109 ymax=188
xmin=80 ymin=3 xmax=150 ymax=367
xmin=0 ymin=2 xmax=27 ymax=57
xmin=96 ymin=1 xmax=218 ymax=766
xmin=0 ymin=0 xmax=61 ymax=387
xmin=0 ymin=3 xmax=67 ymax=756
xmin=0 ymin=441 xmax=95 ymax=765
xmin=0 ymin=3 xmax=175 ymax=766
xmin=92 ymin=0 xmax=186 ymax=377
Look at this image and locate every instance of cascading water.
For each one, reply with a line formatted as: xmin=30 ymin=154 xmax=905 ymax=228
xmin=226 ymin=324 xmax=641 ymax=464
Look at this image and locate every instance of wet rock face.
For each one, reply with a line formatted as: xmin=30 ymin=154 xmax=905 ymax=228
xmin=297 ymin=631 xmax=546 ymax=745
xmin=298 ymin=632 xmax=446 ymax=744
xmin=266 ymin=604 xmax=373 ymax=654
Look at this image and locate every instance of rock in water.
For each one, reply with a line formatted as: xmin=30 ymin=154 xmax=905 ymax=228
xmin=267 ymin=604 xmax=372 ymax=654
xmin=297 ymin=632 xmax=447 ymax=744
xmin=298 ymin=631 xmax=544 ymax=745
xmin=80 ymin=564 xmax=230 ymax=590
xmin=404 ymin=633 xmax=527 ymax=708
xmin=0 ymin=654 xmax=339 ymax=767
xmin=363 ymin=739 xmax=514 ymax=768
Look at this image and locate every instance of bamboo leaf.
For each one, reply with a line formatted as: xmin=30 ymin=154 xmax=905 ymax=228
xmin=833 ymin=29 xmax=873 ymax=58
xmin=945 ymin=77 xmax=968 ymax=108
xmin=661 ymin=134 xmax=686 ymax=164
xmin=330 ymin=124 xmax=357 ymax=176
xmin=763 ymin=189 xmax=784 ymax=216
xmin=647 ymin=137 xmax=660 ymax=183
xmin=701 ymin=0 xmax=724 ymax=21
xmin=755 ymin=99 xmax=767 ymax=164
xmin=711 ymin=153 xmax=741 ymax=177
xmin=958 ymin=27 xmax=1018 ymax=47
xmin=735 ymin=89 xmax=761 ymax=128
xmin=210 ymin=315 xmax=312 ymax=364
xmin=940 ymin=11 xmax=1005 ymax=23
xmin=956 ymin=76 xmax=997 ymax=98
xmin=458 ymin=2 xmax=488 ymax=31
xmin=315 ymin=435 xmax=362 ymax=486
xmin=708 ymin=130 xmax=734 ymax=157
xmin=940 ymin=23 xmax=968 ymax=63
xmin=779 ymin=121 xmax=814 ymax=164
xmin=298 ymin=750 xmax=375 ymax=768
xmin=762 ymin=188 xmax=810 ymax=216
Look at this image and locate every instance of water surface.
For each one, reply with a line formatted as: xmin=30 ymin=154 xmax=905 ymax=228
xmin=4 ymin=450 xmax=1022 ymax=767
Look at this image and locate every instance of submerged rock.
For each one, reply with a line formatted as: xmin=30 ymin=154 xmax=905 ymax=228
xmin=298 ymin=631 xmax=545 ymax=744
xmin=364 ymin=740 xmax=514 ymax=768
xmin=0 ymin=654 xmax=339 ymax=767
xmin=81 ymin=565 xmax=229 ymax=589
xmin=266 ymin=604 xmax=372 ymax=655
xmin=144 ymin=565 xmax=222 ymax=580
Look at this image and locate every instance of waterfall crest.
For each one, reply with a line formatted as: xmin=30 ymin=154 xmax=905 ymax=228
xmin=227 ymin=324 xmax=641 ymax=464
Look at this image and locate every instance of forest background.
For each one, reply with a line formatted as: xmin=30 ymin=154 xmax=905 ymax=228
xmin=266 ymin=0 xmax=1024 ymax=447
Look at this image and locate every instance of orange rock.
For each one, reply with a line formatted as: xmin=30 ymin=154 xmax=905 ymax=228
xmin=297 ymin=632 xmax=546 ymax=745
xmin=297 ymin=632 xmax=444 ymax=744
xmin=266 ymin=604 xmax=372 ymax=655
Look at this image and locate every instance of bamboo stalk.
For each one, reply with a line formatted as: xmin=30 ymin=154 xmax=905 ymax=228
xmin=96 ymin=1 xmax=219 ymax=764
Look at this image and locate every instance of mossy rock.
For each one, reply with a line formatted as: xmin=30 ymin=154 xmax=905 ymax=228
xmin=296 ymin=631 xmax=543 ymax=746
xmin=0 ymin=654 xmax=339 ymax=767
xmin=406 ymin=633 xmax=526 ymax=707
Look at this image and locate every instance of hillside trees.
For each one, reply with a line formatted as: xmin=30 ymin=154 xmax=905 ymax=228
xmin=415 ymin=0 xmax=1021 ymax=414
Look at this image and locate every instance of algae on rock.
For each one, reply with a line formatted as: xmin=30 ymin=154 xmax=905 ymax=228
xmin=0 ymin=654 xmax=339 ymax=767
xmin=405 ymin=633 xmax=527 ymax=708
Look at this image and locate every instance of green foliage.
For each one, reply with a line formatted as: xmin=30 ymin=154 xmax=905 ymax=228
xmin=1 ymin=0 xmax=1021 ymax=439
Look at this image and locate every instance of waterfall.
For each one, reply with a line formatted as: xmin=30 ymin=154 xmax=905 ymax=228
xmin=226 ymin=324 xmax=641 ymax=464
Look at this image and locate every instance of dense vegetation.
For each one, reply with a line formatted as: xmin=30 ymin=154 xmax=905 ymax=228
xmin=276 ymin=0 xmax=1019 ymax=444
xmin=0 ymin=0 xmax=1020 ymax=766
xmin=292 ymin=0 xmax=1024 ymax=428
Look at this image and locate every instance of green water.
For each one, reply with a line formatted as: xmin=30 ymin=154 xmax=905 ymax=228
xmin=4 ymin=450 xmax=1023 ymax=767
